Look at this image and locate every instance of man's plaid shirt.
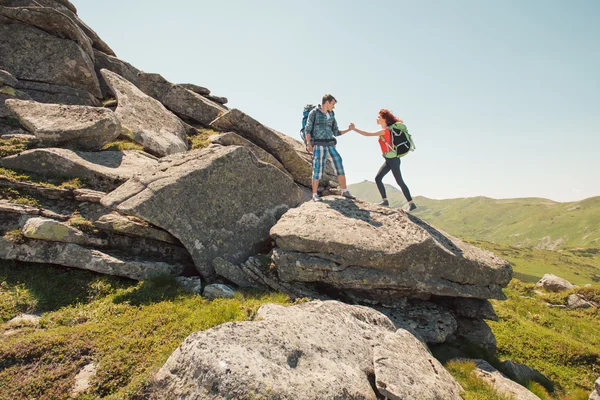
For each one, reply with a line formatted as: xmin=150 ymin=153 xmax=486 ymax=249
xmin=304 ymin=105 xmax=341 ymax=141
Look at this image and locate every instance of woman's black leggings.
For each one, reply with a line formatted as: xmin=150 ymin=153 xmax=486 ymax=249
xmin=375 ymin=157 xmax=412 ymax=202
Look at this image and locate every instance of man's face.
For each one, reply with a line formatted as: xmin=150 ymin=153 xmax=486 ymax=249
xmin=324 ymin=100 xmax=336 ymax=112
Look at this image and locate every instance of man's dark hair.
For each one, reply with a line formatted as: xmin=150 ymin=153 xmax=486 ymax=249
xmin=322 ymin=94 xmax=337 ymax=105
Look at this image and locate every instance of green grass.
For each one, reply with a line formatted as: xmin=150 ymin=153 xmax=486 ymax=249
xmin=101 ymin=139 xmax=144 ymax=151
xmin=0 ymin=137 xmax=37 ymax=158
xmin=445 ymin=360 xmax=517 ymax=400
xmin=0 ymin=167 xmax=85 ymax=190
xmin=489 ymin=280 xmax=600 ymax=396
xmin=348 ymin=181 xmax=600 ymax=250
xmin=189 ymin=127 xmax=220 ymax=150
xmin=2 ymin=256 xmax=599 ymax=399
xmin=470 ymin=241 xmax=600 ymax=285
xmin=0 ymin=260 xmax=290 ymax=399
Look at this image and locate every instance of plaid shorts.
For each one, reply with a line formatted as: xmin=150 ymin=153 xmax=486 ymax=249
xmin=312 ymin=145 xmax=345 ymax=180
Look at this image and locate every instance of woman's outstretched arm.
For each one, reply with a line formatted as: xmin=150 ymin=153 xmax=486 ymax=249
xmin=349 ymin=123 xmax=386 ymax=137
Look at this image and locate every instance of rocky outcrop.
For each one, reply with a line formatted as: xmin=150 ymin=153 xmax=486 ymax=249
xmin=270 ymin=199 xmax=512 ymax=301
xmin=151 ymin=301 xmax=463 ymax=400
xmin=0 ymin=236 xmax=184 ymax=280
xmin=100 ymin=69 xmax=188 ymax=157
xmin=161 ymin=85 xmax=225 ymax=126
xmin=101 ymin=146 xmax=301 ymax=280
xmin=93 ymin=49 xmax=141 ymax=98
xmin=0 ymin=148 xmax=158 ymax=191
xmin=137 ymin=72 xmax=225 ymax=126
xmin=0 ymin=20 xmax=101 ymax=101
xmin=536 ymin=274 xmax=576 ymax=292
xmin=0 ymin=5 xmax=94 ymax=59
xmin=5 ymin=99 xmax=120 ymax=150
xmin=208 ymin=131 xmax=287 ymax=175
xmin=2 ymin=0 xmax=115 ymax=56
xmin=179 ymin=83 xmax=210 ymax=96
xmin=210 ymin=108 xmax=337 ymax=189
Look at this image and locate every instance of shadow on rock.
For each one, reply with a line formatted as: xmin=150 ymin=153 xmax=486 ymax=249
xmin=323 ymin=198 xmax=384 ymax=227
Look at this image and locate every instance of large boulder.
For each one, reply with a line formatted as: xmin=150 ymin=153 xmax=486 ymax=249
xmin=14 ymin=79 xmax=98 ymax=106
xmin=0 ymin=21 xmax=102 ymax=99
xmin=209 ymin=131 xmax=288 ymax=175
xmin=94 ymin=49 xmax=141 ymax=98
xmin=0 ymin=148 xmax=158 ymax=191
xmin=101 ymin=146 xmax=301 ymax=280
xmin=210 ymin=108 xmax=338 ymax=189
xmin=137 ymin=73 xmax=225 ymax=126
xmin=151 ymin=300 xmax=462 ymax=400
xmin=2 ymin=0 xmax=115 ymax=56
xmin=536 ymin=274 xmax=576 ymax=292
xmin=100 ymin=69 xmax=188 ymax=157
xmin=270 ymin=199 xmax=512 ymax=302
xmin=161 ymin=85 xmax=225 ymax=126
xmin=0 ymin=5 xmax=94 ymax=59
xmin=5 ymin=99 xmax=120 ymax=150
xmin=0 ymin=236 xmax=184 ymax=280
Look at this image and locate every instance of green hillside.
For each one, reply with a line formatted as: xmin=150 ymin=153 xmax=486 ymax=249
xmin=349 ymin=181 xmax=600 ymax=250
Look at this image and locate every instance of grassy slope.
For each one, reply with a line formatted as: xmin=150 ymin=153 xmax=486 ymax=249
xmin=349 ymin=181 xmax=600 ymax=249
xmin=0 ymin=260 xmax=289 ymax=400
xmin=1 ymin=260 xmax=599 ymax=399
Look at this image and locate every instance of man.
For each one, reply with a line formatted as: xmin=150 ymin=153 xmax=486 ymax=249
xmin=305 ymin=94 xmax=356 ymax=202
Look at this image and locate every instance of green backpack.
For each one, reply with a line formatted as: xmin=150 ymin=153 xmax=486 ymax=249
xmin=385 ymin=122 xmax=416 ymax=158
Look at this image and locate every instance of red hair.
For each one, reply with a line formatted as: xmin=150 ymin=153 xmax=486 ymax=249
xmin=378 ymin=109 xmax=403 ymax=126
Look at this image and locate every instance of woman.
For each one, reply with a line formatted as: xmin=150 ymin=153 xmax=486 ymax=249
xmin=349 ymin=109 xmax=416 ymax=211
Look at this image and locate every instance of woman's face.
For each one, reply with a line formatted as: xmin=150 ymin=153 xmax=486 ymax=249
xmin=377 ymin=115 xmax=385 ymax=126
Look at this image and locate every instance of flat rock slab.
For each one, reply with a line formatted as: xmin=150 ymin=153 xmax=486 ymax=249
xmin=151 ymin=300 xmax=462 ymax=400
xmin=101 ymin=146 xmax=301 ymax=280
xmin=270 ymin=198 xmax=512 ymax=300
xmin=208 ymin=131 xmax=288 ymax=175
xmin=0 ymin=148 xmax=158 ymax=191
xmin=162 ymin=85 xmax=225 ymax=126
xmin=6 ymin=99 xmax=120 ymax=150
xmin=0 ymin=237 xmax=184 ymax=280
xmin=100 ymin=69 xmax=188 ymax=157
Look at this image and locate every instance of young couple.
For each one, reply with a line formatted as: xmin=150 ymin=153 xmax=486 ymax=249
xmin=304 ymin=94 xmax=416 ymax=211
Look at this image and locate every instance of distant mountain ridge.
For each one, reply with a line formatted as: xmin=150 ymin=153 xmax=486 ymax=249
xmin=348 ymin=181 xmax=600 ymax=249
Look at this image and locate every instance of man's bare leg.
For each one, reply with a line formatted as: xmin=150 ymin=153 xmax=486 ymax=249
xmin=337 ymin=175 xmax=347 ymax=190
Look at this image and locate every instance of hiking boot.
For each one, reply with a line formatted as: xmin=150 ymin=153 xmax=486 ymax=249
xmin=341 ymin=190 xmax=356 ymax=200
xmin=408 ymin=203 xmax=417 ymax=212
xmin=378 ymin=199 xmax=389 ymax=207
xmin=312 ymin=193 xmax=322 ymax=202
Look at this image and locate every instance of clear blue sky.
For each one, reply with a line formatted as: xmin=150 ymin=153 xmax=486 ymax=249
xmin=74 ymin=0 xmax=599 ymax=202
